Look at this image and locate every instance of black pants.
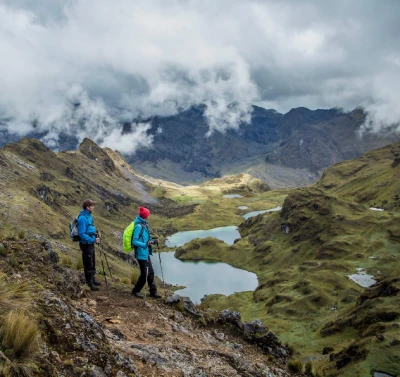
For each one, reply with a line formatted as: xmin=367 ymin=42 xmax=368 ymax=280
xmin=80 ymin=243 xmax=96 ymax=284
xmin=133 ymin=258 xmax=157 ymax=295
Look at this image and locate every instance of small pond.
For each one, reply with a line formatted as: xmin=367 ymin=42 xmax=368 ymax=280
xmin=243 ymin=206 xmax=282 ymax=220
xmin=165 ymin=226 xmax=241 ymax=248
xmin=374 ymin=372 xmax=395 ymax=377
xmin=223 ymin=194 xmax=243 ymax=198
xmin=348 ymin=268 xmax=376 ymax=288
xmin=152 ymin=252 xmax=258 ymax=303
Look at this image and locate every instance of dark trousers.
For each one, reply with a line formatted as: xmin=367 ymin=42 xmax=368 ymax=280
xmin=133 ymin=258 xmax=157 ymax=295
xmin=80 ymin=243 xmax=96 ymax=284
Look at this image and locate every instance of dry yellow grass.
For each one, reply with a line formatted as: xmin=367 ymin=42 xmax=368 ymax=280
xmin=0 ymin=274 xmax=30 ymax=314
xmin=74 ymin=256 xmax=84 ymax=271
xmin=130 ymin=269 xmax=140 ymax=285
xmin=1 ymin=311 xmax=39 ymax=359
xmin=60 ymin=254 xmax=73 ymax=267
xmin=0 ymin=311 xmax=40 ymax=377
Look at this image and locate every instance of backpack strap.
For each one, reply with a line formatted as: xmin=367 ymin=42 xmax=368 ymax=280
xmin=131 ymin=223 xmax=147 ymax=247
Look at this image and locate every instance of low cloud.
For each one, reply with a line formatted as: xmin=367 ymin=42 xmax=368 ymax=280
xmin=0 ymin=0 xmax=399 ymax=153
xmin=101 ymin=123 xmax=154 ymax=154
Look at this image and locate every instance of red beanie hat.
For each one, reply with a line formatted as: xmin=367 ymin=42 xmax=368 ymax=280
xmin=139 ymin=206 xmax=150 ymax=219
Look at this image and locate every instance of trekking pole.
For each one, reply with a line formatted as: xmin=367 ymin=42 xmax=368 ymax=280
xmin=99 ymin=232 xmax=114 ymax=281
xmin=144 ymin=265 xmax=149 ymax=300
xmin=99 ymin=246 xmax=108 ymax=291
xmin=103 ymin=252 xmax=114 ymax=281
xmin=96 ymin=232 xmax=108 ymax=291
xmin=157 ymin=243 xmax=165 ymax=288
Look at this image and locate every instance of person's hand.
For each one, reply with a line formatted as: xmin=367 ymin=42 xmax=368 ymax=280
xmin=147 ymin=240 xmax=153 ymax=245
xmin=95 ymin=237 xmax=101 ymax=244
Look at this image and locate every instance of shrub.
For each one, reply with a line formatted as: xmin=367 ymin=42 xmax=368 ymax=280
xmin=0 ymin=244 xmax=7 ymax=257
xmin=7 ymin=255 xmax=19 ymax=269
xmin=17 ymin=230 xmax=26 ymax=240
xmin=131 ymin=269 xmax=140 ymax=285
xmin=121 ymin=277 xmax=130 ymax=285
xmin=285 ymin=342 xmax=296 ymax=356
xmin=1 ymin=311 xmax=39 ymax=359
xmin=305 ymin=361 xmax=315 ymax=376
xmin=0 ymin=310 xmax=40 ymax=376
xmin=60 ymin=254 xmax=73 ymax=267
xmin=287 ymin=359 xmax=304 ymax=373
xmin=74 ymin=257 xmax=84 ymax=271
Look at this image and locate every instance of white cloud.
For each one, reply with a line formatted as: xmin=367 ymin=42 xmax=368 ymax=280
xmin=100 ymin=123 xmax=154 ymax=154
xmin=0 ymin=0 xmax=399 ymax=152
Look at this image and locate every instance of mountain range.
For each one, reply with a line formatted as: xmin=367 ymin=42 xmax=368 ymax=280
xmin=1 ymin=105 xmax=398 ymax=188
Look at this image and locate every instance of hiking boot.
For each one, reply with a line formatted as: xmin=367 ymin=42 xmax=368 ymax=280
xmin=150 ymin=293 xmax=162 ymax=299
xmin=132 ymin=291 xmax=144 ymax=299
xmin=89 ymin=284 xmax=99 ymax=291
xmin=93 ymin=279 xmax=102 ymax=286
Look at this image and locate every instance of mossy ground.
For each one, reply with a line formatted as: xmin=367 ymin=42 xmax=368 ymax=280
xmin=176 ymin=187 xmax=400 ymax=376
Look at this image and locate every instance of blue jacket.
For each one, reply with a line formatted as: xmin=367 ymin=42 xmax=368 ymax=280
xmin=77 ymin=209 xmax=97 ymax=244
xmin=132 ymin=216 xmax=151 ymax=260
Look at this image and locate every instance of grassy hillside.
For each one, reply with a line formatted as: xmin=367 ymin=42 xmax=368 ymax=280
xmin=178 ymin=164 xmax=400 ymax=376
xmin=1 ymin=137 xmax=399 ymax=376
xmin=316 ymin=141 xmax=400 ymax=211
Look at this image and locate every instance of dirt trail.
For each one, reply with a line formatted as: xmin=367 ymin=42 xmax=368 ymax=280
xmin=78 ymin=285 xmax=293 ymax=377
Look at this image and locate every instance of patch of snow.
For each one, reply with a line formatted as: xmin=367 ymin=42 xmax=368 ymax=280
xmin=370 ymin=207 xmax=384 ymax=211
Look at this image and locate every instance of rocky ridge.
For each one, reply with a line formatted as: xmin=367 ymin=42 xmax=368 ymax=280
xmin=0 ymin=238 xmax=294 ymax=377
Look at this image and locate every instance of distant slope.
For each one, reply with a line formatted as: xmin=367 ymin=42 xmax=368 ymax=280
xmin=0 ymin=138 xmax=194 ymax=243
xmin=130 ymin=106 xmax=398 ymax=185
xmin=316 ymin=141 xmax=400 ymax=210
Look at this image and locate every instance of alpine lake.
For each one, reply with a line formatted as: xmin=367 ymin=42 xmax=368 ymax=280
xmin=152 ymin=204 xmax=285 ymax=303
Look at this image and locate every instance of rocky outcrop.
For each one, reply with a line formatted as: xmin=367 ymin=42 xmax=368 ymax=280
xmin=0 ymin=239 xmax=295 ymax=377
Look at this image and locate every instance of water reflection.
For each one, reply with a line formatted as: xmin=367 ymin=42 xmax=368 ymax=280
xmin=223 ymin=194 xmax=243 ymax=198
xmin=243 ymin=206 xmax=282 ymax=220
xmin=152 ymin=252 xmax=258 ymax=303
xmin=348 ymin=268 xmax=376 ymax=288
xmin=165 ymin=226 xmax=241 ymax=247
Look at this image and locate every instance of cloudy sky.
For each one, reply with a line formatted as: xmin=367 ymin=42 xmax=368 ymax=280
xmin=0 ymin=0 xmax=399 ymax=151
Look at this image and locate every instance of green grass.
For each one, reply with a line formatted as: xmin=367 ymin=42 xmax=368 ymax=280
xmin=0 ymin=244 xmax=7 ymax=257
xmin=130 ymin=269 xmax=140 ymax=285
xmin=287 ymin=359 xmax=303 ymax=373
xmin=74 ymin=256 xmax=84 ymax=271
xmin=60 ymin=254 xmax=73 ymax=267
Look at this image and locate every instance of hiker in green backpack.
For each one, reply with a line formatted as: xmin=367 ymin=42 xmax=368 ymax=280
xmin=131 ymin=207 xmax=161 ymax=299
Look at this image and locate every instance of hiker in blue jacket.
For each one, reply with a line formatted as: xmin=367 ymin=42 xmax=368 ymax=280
xmin=131 ymin=206 xmax=161 ymax=299
xmin=78 ymin=199 xmax=101 ymax=291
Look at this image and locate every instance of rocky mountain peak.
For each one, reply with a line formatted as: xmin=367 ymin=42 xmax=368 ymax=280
xmin=78 ymin=138 xmax=119 ymax=176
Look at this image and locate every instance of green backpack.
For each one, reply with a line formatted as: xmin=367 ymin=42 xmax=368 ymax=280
xmin=122 ymin=222 xmax=145 ymax=253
